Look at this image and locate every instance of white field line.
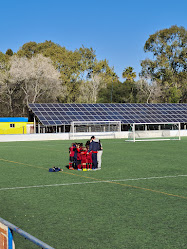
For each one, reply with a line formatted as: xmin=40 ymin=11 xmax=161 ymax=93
xmin=0 ymin=175 xmax=186 ymax=191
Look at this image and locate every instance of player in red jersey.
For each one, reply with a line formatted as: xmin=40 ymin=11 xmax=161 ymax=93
xmin=81 ymin=148 xmax=87 ymax=171
xmin=86 ymin=145 xmax=92 ymax=170
xmin=69 ymin=143 xmax=75 ymax=169
xmin=76 ymin=144 xmax=82 ymax=170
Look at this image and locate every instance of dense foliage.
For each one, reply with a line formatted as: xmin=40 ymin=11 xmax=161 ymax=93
xmin=0 ymin=25 xmax=186 ymax=116
xmin=140 ymin=25 xmax=187 ymax=103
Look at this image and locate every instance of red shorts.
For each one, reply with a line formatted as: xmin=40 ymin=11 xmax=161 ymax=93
xmin=87 ymin=158 xmax=92 ymax=164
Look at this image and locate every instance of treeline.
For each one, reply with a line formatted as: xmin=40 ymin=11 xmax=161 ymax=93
xmin=0 ymin=25 xmax=186 ymax=117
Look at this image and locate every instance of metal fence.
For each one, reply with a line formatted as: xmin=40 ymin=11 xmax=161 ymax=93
xmin=0 ymin=217 xmax=55 ymax=249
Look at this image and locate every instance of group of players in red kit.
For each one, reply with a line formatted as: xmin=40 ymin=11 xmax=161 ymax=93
xmin=69 ymin=141 xmax=93 ymax=171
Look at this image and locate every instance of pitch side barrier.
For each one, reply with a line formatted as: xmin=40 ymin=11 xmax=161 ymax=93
xmin=0 ymin=217 xmax=55 ymax=249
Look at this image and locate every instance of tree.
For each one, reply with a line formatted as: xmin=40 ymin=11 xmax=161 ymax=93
xmin=0 ymin=52 xmax=17 ymax=116
xmin=98 ymin=80 xmax=137 ymax=103
xmin=16 ymin=41 xmax=81 ymax=86
xmin=5 ymin=49 xmax=13 ymax=56
xmin=16 ymin=42 xmax=96 ymax=102
xmin=11 ymin=55 xmax=64 ymax=107
xmin=135 ymin=78 xmax=161 ymax=103
xmin=122 ymin=66 xmax=136 ymax=82
xmin=0 ymin=52 xmax=9 ymax=70
xmin=77 ymin=46 xmax=96 ymax=79
xmin=87 ymin=60 xmax=118 ymax=103
xmin=16 ymin=42 xmax=38 ymax=58
xmin=0 ymin=54 xmax=64 ymax=116
xmin=140 ymin=25 xmax=187 ymax=103
xmin=121 ymin=67 xmax=137 ymax=103
xmin=0 ymin=68 xmax=20 ymax=116
xmin=4 ymin=41 xmax=118 ymax=106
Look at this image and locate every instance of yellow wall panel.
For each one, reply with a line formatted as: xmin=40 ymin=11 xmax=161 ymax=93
xmin=0 ymin=122 xmax=27 ymax=134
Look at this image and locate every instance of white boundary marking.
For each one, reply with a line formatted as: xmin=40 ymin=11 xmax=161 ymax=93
xmin=0 ymin=175 xmax=186 ymax=191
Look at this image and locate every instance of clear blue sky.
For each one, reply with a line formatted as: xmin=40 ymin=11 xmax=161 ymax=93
xmin=1 ymin=0 xmax=187 ymax=81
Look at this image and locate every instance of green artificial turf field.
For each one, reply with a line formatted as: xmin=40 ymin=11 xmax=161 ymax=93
xmin=0 ymin=138 xmax=187 ymax=249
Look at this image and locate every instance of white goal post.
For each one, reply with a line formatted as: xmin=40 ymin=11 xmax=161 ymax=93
xmin=70 ymin=120 xmax=121 ymax=139
xmin=127 ymin=122 xmax=181 ymax=142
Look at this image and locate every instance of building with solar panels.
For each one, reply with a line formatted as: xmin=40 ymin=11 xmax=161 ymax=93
xmin=28 ymin=103 xmax=187 ymax=141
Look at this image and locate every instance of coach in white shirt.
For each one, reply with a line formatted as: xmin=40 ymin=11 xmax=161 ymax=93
xmin=95 ymin=138 xmax=103 ymax=170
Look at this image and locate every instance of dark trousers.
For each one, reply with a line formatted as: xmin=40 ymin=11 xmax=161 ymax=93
xmin=92 ymin=153 xmax=97 ymax=169
xmin=73 ymin=157 xmax=77 ymax=169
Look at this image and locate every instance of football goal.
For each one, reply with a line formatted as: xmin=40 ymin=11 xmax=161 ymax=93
xmin=127 ymin=122 xmax=181 ymax=142
xmin=70 ymin=121 xmax=121 ymax=139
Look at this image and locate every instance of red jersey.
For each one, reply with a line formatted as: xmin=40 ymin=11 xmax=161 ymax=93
xmin=87 ymin=151 xmax=92 ymax=163
xmin=77 ymin=147 xmax=82 ymax=161
xmin=69 ymin=146 xmax=75 ymax=157
xmin=81 ymin=151 xmax=87 ymax=163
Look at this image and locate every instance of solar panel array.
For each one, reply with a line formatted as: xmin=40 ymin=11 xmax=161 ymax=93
xmin=28 ymin=103 xmax=187 ymax=126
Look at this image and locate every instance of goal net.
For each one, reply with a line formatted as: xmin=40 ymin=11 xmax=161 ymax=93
xmin=127 ymin=122 xmax=181 ymax=142
xmin=70 ymin=121 xmax=121 ymax=139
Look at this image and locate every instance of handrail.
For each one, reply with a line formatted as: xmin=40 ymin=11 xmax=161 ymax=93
xmin=0 ymin=217 xmax=55 ymax=249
